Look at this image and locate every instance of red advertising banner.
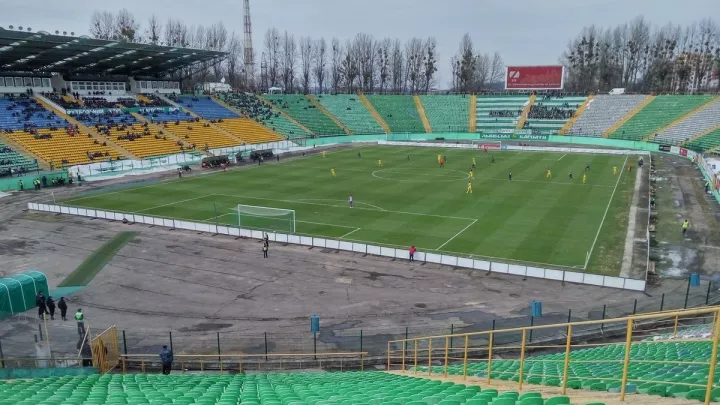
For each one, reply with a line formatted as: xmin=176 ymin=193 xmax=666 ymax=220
xmin=679 ymin=148 xmax=688 ymax=157
xmin=505 ymin=65 xmax=565 ymax=90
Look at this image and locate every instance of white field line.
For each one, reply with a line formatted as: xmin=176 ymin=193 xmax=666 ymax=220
xmin=62 ymin=144 xmax=377 ymax=204
xmin=293 ymin=198 xmax=387 ymax=211
xmin=620 ymin=165 xmax=643 ymax=278
xmin=557 ymin=153 xmax=567 ymax=161
xmin=437 ymin=219 xmax=478 ymax=250
xmin=213 ymin=193 xmax=476 ymax=221
xmin=203 ymin=211 xmax=357 ymax=229
xmin=135 ymin=194 xmax=212 ymax=213
xmin=339 ymin=228 xmax=362 ymax=239
xmin=585 ymin=155 xmax=628 ymax=269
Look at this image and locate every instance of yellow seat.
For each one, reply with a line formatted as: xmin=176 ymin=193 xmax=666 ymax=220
xmin=8 ymin=128 xmax=121 ymax=166
xmin=216 ymin=118 xmax=284 ymax=144
xmin=161 ymin=121 xmax=240 ymax=149
xmin=106 ymin=124 xmax=182 ymax=158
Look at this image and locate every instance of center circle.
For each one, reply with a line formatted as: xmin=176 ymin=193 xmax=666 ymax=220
xmin=372 ymin=168 xmax=469 ymax=182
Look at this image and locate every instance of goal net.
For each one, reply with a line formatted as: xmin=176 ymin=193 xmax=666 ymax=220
xmin=471 ymin=140 xmax=502 ymax=149
xmin=236 ymin=204 xmax=296 ymax=234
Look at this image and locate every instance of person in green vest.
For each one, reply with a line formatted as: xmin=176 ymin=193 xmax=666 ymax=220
xmin=682 ymin=219 xmax=690 ymax=236
xmin=75 ymin=308 xmax=86 ymax=336
xmin=18 ymin=179 xmax=24 ymax=191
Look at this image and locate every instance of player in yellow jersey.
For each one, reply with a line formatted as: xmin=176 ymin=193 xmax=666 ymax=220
xmin=437 ymin=154 xmax=442 ymax=164
xmin=613 ymin=166 xmax=617 ymax=175
xmin=472 ymin=157 xmax=477 ymax=168
xmin=466 ymin=181 xmax=473 ymax=194
xmin=322 ymin=151 xmax=327 ymax=158
xmin=546 ymin=168 xmax=552 ymax=178
xmin=331 ymin=168 xmax=336 ymax=177
xmin=378 ymin=159 xmax=383 ymax=167
xmin=582 ymin=173 xmax=587 ymax=184
xmin=469 ymin=168 xmax=475 ymax=180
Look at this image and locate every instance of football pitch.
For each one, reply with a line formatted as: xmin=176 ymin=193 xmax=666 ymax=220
xmin=60 ymin=145 xmax=637 ymax=276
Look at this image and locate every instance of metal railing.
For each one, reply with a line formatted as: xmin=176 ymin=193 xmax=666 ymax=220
xmin=120 ymin=351 xmax=367 ymax=374
xmin=387 ymin=306 xmax=720 ymax=405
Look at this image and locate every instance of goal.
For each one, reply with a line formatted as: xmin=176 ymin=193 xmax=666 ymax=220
xmin=471 ymin=140 xmax=503 ymax=149
xmin=236 ymin=204 xmax=296 ymax=234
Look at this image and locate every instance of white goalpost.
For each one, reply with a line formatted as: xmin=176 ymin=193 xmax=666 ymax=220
xmin=236 ymin=204 xmax=296 ymax=234
xmin=471 ymin=140 xmax=503 ymax=149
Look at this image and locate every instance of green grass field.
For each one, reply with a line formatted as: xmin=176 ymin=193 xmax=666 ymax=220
xmin=61 ymin=145 xmax=637 ymax=275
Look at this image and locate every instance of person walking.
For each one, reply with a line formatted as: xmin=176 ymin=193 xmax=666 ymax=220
xmin=409 ymin=245 xmax=416 ymax=262
xmin=46 ymin=296 xmax=56 ymax=320
xmin=58 ymin=297 xmax=68 ymax=321
xmin=262 ymin=241 xmax=269 ymax=258
xmin=159 ymin=345 xmax=174 ymax=375
xmin=75 ymin=308 xmax=86 ymax=336
xmin=682 ymin=219 xmax=689 ymax=236
xmin=36 ymin=292 xmax=47 ymax=319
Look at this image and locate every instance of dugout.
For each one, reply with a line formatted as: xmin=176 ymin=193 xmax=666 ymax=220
xmin=250 ymin=149 xmax=273 ymax=161
xmin=0 ymin=270 xmax=48 ymax=319
xmin=201 ymin=155 xmax=229 ymax=167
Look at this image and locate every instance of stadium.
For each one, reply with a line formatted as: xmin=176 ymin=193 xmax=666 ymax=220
xmin=1 ymin=3 xmax=720 ymax=405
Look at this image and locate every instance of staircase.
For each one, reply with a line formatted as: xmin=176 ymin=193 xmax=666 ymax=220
xmin=602 ymin=95 xmax=655 ymax=138
xmin=306 ymin=95 xmax=352 ymax=135
xmin=136 ymin=94 xmax=153 ymax=104
xmin=644 ymin=96 xmax=720 ymax=141
xmin=560 ymin=95 xmax=594 ymax=135
xmin=515 ymin=94 xmax=536 ymax=130
xmin=413 ymin=95 xmax=432 ymax=133
xmin=34 ymin=95 xmax=139 ymax=160
xmin=686 ymin=123 xmax=720 ymax=150
xmin=256 ymin=95 xmax=314 ymax=135
xmin=469 ymin=94 xmax=477 ymax=132
xmin=358 ymin=93 xmax=391 ymax=134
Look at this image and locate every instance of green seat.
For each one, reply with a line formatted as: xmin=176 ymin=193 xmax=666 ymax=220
xmin=544 ymin=396 xmax=570 ymax=405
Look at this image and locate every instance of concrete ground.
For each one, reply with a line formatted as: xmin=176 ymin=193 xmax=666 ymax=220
xmin=0 ymin=149 xmax=712 ymax=362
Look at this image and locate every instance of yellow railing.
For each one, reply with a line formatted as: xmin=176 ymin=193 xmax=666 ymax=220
xmin=515 ymin=94 xmax=536 ymax=130
xmin=388 ymin=306 xmax=720 ymax=405
xmin=120 ymin=351 xmax=367 ymax=374
xmin=469 ymin=94 xmax=477 ymax=132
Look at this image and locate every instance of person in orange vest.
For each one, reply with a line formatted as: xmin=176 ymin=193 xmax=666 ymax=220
xmin=409 ymin=245 xmax=416 ymax=262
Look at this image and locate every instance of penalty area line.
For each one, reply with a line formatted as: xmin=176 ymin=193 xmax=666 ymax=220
xmin=339 ymin=228 xmax=362 ymax=239
xmin=557 ymin=153 xmax=567 ymax=161
xmin=436 ymin=219 xmax=478 ymax=250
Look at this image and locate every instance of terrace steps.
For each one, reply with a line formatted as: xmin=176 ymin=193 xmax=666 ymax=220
xmin=359 ymin=92 xmax=391 ymax=134
xmin=306 ymin=95 xmax=352 ymax=135
xmin=560 ymin=95 xmax=594 ymax=135
xmin=515 ymin=94 xmax=536 ymax=130
xmin=645 ymin=96 xmax=720 ymax=141
xmin=414 ymin=95 xmax=432 ymax=133
xmin=469 ymin=94 xmax=477 ymax=132
xmin=603 ymin=95 xmax=655 ymax=138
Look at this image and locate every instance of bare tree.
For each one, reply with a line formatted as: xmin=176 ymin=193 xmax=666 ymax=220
xmin=146 ymin=14 xmax=161 ymax=44
xmin=489 ymin=52 xmax=505 ymax=84
xmin=453 ymin=33 xmax=476 ymax=92
xmin=90 ymin=11 xmax=115 ymax=40
xmin=313 ymin=38 xmax=328 ymax=94
xmin=474 ymin=53 xmax=490 ymax=90
xmin=264 ymin=28 xmax=281 ymax=88
xmin=300 ymin=36 xmax=313 ymax=94
xmin=164 ymin=19 xmax=189 ymax=48
xmin=331 ymin=38 xmax=343 ymax=93
xmin=422 ymin=37 xmax=438 ymax=93
xmin=206 ymin=22 xmax=228 ymax=79
xmin=405 ymin=38 xmax=425 ymax=92
xmin=354 ymin=33 xmax=377 ymax=92
xmin=114 ymin=8 xmax=141 ymax=42
xmin=280 ymin=31 xmax=297 ymax=92
xmin=341 ymin=39 xmax=359 ymax=92
xmin=377 ymin=39 xmax=391 ymax=93
xmin=227 ymin=34 xmax=244 ymax=89
xmin=390 ymin=39 xmax=404 ymax=92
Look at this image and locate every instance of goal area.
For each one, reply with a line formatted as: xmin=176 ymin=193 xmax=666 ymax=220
xmin=236 ymin=204 xmax=296 ymax=234
xmin=471 ymin=140 xmax=503 ymax=149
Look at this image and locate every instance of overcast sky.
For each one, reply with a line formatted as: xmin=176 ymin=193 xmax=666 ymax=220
xmin=1 ymin=0 xmax=716 ymax=87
